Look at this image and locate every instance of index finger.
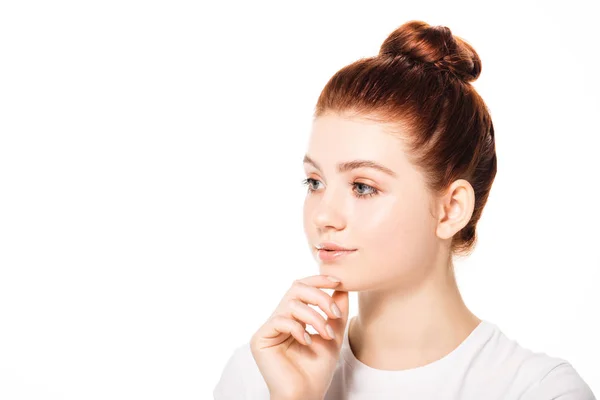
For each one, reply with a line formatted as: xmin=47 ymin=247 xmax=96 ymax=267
xmin=295 ymin=274 xmax=342 ymax=288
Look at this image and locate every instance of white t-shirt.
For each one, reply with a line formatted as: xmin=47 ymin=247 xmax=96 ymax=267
xmin=213 ymin=318 xmax=596 ymax=399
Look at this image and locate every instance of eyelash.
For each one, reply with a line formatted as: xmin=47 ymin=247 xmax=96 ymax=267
xmin=301 ymin=178 xmax=379 ymax=199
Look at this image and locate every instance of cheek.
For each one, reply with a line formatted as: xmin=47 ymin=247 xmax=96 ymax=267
xmin=363 ymin=209 xmax=419 ymax=249
xmin=302 ymin=199 xmax=312 ymax=235
xmin=359 ymin=200 xmax=437 ymax=262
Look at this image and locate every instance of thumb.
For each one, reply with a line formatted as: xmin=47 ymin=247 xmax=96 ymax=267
xmin=328 ymin=289 xmax=349 ymax=346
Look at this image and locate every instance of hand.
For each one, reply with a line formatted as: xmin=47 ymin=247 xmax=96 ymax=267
xmin=249 ymin=275 xmax=350 ymax=400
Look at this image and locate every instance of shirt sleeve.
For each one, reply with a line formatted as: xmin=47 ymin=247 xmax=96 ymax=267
xmin=213 ymin=346 xmax=248 ymax=400
xmin=520 ymin=362 xmax=596 ymax=400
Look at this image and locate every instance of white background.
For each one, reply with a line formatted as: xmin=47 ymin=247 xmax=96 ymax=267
xmin=1 ymin=1 xmax=598 ymax=399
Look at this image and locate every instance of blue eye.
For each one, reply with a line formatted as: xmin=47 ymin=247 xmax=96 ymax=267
xmin=301 ymin=178 xmax=379 ymax=199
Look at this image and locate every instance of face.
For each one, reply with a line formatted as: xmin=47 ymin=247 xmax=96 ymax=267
xmin=303 ymin=113 xmax=442 ymax=292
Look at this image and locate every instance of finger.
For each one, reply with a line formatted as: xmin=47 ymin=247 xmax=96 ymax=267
xmin=266 ymin=315 xmax=312 ymax=346
xmin=295 ymin=274 xmax=343 ymax=289
xmin=285 ymin=279 xmax=343 ymax=321
xmin=327 ymin=289 xmax=350 ymax=346
xmin=287 ymin=299 xmax=335 ymax=340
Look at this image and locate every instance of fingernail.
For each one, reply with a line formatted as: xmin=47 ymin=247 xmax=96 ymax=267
xmin=304 ymin=332 xmax=312 ymax=345
xmin=331 ymin=303 xmax=342 ymax=318
xmin=326 ymin=276 xmax=341 ymax=283
xmin=326 ymin=324 xmax=336 ymax=339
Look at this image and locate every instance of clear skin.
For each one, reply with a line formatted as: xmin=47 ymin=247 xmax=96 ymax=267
xmin=250 ymin=111 xmax=481 ymax=400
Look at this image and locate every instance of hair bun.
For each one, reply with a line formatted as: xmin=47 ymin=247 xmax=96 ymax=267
xmin=378 ymin=20 xmax=481 ymax=83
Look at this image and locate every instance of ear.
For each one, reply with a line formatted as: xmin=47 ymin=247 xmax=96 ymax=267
xmin=435 ymin=179 xmax=475 ymax=240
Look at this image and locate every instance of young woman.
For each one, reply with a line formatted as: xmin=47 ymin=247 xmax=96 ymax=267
xmin=213 ymin=20 xmax=595 ymax=400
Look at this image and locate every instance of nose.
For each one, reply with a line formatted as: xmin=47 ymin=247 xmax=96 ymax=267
xmin=311 ymin=185 xmax=347 ymax=231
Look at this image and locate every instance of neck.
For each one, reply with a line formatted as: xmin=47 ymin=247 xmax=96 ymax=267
xmin=349 ymin=260 xmax=481 ymax=371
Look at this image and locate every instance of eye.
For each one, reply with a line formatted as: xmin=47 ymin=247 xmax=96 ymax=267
xmin=351 ymin=182 xmax=379 ymax=198
xmin=301 ymin=178 xmax=379 ymax=199
xmin=301 ymin=178 xmax=322 ymax=192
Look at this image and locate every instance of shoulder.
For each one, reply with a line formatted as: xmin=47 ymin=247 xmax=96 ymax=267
xmin=519 ymin=361 xmax=596 ymax=400
xmin=213 ymin=342 xmax=269 ymax=399
xmin=475 ymin=322 xmax=595 ymax=399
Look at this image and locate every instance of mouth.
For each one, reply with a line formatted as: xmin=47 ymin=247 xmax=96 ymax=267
xmin=320 ymin=249 xmax=355 ymax=252
xmin=316 ymin=248 xmax=357 ymax=262
xmin=315 ymin=243 xmax=357 ymax=252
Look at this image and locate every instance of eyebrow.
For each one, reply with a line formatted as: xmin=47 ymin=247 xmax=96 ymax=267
xmin=303 ymin=154 xmax=397 ymax=178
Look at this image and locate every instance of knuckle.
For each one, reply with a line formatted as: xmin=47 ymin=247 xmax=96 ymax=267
xmin=320 ymin=294 xmax=334 ymax=311
xmin=293 ymin=279 xmax=307 ymax=288
xmin=267 ymin=315 xmax=279 ymax=326
xmin=287 ymin=298 xmax=299 ymax=310
xmin=307 ymin=306 xmax=325 ymax=325
xmin=293 ymin=320 xmax=303 ymax=331
xmin=249 ymin=332 xmax=260 ymax=348
xmin=271 ymin=314 xmax=285 ymax=324
xmin=316 ymin=312 xmax=328 ymax=327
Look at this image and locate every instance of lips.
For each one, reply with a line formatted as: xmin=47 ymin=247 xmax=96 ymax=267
xmin=316 ymin=242 xmax=356 ymax=251
xmin=316 ymin=248 xmax=357 ymax=262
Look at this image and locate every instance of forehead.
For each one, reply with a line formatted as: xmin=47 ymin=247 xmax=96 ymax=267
xmin=306 ymin=114 xmax=410 ymax=171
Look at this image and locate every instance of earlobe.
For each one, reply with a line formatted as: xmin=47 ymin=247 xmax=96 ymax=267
xmin=435 ymin=179 xmax=475 ymax=240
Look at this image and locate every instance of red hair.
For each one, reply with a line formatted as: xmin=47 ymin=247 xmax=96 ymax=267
xmin=314 ymin=20 xmax=497 ymax=257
